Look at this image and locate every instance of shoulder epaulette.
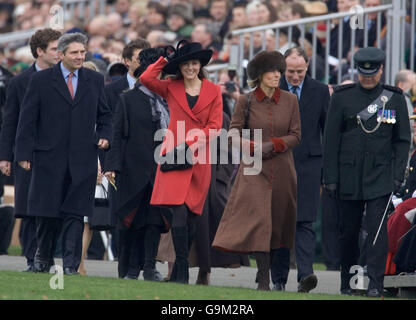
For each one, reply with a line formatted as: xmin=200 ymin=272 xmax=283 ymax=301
xmin=333 ymin=83 xmax=355 ymax=92
xmin=382 ymin=84 xmax=403 ymax=94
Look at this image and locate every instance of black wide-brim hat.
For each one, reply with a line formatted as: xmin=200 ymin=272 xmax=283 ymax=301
xmin=163 ymin=40 xmax=213 ymax=75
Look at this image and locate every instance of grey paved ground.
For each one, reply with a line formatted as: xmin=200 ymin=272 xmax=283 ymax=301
xmin=0 ymin=255 xmax=342 ymax=296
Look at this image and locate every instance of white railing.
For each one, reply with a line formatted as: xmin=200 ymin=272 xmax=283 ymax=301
xmin=229 ymin=0 xmax=414 ymax=85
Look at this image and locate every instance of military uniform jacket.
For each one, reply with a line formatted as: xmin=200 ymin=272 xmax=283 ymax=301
xmin=323 ymin=83 xmax=411 ymax=200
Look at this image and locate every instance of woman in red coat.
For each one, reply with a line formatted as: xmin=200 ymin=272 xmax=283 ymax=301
xmin=140 ymin=41 xmax=223 ymax=284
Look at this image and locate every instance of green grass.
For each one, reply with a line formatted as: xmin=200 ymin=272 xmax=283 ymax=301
xmin=7 ymin=246 xmax=22 ymax=257
xmin=0 ymin=270 xmax=379 ymax=300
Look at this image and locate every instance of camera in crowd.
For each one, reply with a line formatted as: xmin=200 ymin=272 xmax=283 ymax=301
xmin=225 ymin=81 xmax=236 ymax=93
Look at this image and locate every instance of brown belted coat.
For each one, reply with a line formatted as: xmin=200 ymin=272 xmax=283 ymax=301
xmin=213 ymin=87 xmax=301 ymax=252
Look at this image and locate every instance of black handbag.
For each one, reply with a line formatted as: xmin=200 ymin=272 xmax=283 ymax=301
xmin=160 ymin=142 xmax=193 ymax=172
xmin=89 ymin=183 xmax=116 ymax=231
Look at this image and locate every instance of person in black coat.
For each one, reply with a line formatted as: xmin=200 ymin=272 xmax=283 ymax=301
xmin=15 ymin=32 xmax=112 ymax=275
xmin=0 ymin=28 xmax=62 ymax=271
xmin=104 ymin=47 xmax=171 ymax=281
xmin=271 ymin=47 xmax=329 ymax=293
xmin=103 ymin=39 xmax=151 ymax=260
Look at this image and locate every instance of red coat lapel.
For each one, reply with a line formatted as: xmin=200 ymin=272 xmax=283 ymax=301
xmin=191 ymin=79 xmax=218 ymax=115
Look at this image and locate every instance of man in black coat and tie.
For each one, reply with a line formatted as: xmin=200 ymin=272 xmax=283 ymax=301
xmin=0 ymin=28 xmax=62 ymax=271
xmin=15 ymin=32 xmax=112 ymax=275
xmin=103 ymin=38 xmax=151 ymax=261
xmin=271 ymin=47 xmax=330 ymax=292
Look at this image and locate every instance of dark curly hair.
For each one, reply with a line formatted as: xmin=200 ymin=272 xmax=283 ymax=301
xmin=29 ymin=28 xmax=62 ymax=59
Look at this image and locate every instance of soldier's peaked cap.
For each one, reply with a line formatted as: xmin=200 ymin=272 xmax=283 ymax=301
xmin=353 ymin=47 xmax=385 ymax=76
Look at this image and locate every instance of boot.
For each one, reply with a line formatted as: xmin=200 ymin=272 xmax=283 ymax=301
xmin=196 ymin=269 xmax=210 ymax=285
xmin=143 ymin=226 xmax=162 ymax=281
xmin=170 ymin=226 xmax=189 ymax=284
xmin=254 ymin=251 xmax=270 ymax=291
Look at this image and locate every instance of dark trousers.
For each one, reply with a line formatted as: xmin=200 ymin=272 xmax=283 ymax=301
xmin=338 ymin=195 xmax=389 ymax=292
xmin=117 ymin=227 xmax=145 ymax=278
xmin=321 ymin=189 xmax=341 ymax=270
xmin=294 ymin=221 xmax=315 ymax=282
xmin=271 ymin=247 xmax=290 ymax=285
xmin=0 ymin=206 xmax=14 ymax=255
xmin=34 ymin=216 xmax=62 ymax=267
xmin=19 ymin=216 xmax=37 ymax=266
xmin=35 ymin=214 xmax=84 ymax=270
xmin=271 ymin=221 xmax=315 ymax=284
xmin=61 ymin=214 xmax=84 ymax=269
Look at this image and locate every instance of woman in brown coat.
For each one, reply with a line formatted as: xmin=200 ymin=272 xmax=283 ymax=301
xmin=213 ymin=50 xmax=301 ymax=290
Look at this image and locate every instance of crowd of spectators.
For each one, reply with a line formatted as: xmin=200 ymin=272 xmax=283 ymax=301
xmin=0 ymin=1 xmax=415 ymax=86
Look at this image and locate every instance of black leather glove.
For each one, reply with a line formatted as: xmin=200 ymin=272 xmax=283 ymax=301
xmin=394 ymin=180 xmax=402 ymax=194
xmin=324 ymin=183 xmax=337 ymax=199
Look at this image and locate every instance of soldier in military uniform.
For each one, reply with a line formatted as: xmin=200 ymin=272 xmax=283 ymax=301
xmin=323 ymin=47 xmax=411 ymax=297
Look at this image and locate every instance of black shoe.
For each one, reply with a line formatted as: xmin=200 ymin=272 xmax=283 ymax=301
xmin=272 ymin=283 xmax=285 ymax=291
xmin=366 ymin=289 xmax=382 ymax=298
xmin=154 ymin=269 xmax=164 ymax=281
xmin=123 ymin=274 xmax=138 ymax=280
xmin=33 ymin=261 xmax=51 ymax=273
xmin=64 ymin=267 xmax=79 ymax=275
xmin=22 ymin=265 xmax=36 ymax=272
xmin=341 ymin=288 xmax=354 ymax=295
xmin=143 ymin=268 xmax=163 ymax=282
xmin=298 ymin=274 xmax=318 ymax=293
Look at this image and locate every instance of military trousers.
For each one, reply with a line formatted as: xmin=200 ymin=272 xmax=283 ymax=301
xmin=338 ymin=194 xmax=389 ymax=292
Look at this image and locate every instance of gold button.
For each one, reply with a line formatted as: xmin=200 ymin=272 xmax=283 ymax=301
xmin=410 ymin=167 xmax=413 ymax=171
xmin=406 ymin=189 xmax=409 ymax=193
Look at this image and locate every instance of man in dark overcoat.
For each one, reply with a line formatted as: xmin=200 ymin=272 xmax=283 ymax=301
xmin=15 ymin=32 xmax=112 ymax=275
xmin=323 ymin=47 xmax=411 ymax=297
xmin=0 ymin=28 xmax=61 ymax=271
xmin=104 ymin=47 xmax=170 ymax=280
xmin=271 ymin=47 xmax=329 ymax=292
xmin=103 ymin=39 xmax=151 ymax=260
